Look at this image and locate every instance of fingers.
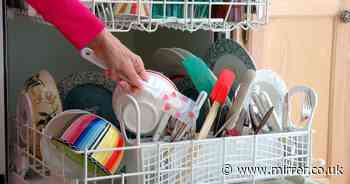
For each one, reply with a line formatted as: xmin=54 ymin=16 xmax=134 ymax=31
xmin=118 ymin=81 xmax=132 ymax=93
xmin=125 ymin=68 xmax=143 ymax=89
xmin=107 ymin=63 xmax=143 ymax=90
xmin=105 ymin=70 xmax=138 ymax=93
xmin=132 ymin=55 xmax=148 ymax=81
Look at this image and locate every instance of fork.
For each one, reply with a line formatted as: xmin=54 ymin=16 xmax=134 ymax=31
xmin=301 ymin=92 xmax=313 ymax=127
xmin=283 ymin=86 xmax=318 ymax=131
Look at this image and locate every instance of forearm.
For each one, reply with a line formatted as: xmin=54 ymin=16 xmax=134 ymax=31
xmin=26 ymin=0 xmax=105 ymax=49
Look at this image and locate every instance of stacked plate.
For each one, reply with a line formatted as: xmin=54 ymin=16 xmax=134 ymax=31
xmin=17 ymin=70 xmax=63 ymax=160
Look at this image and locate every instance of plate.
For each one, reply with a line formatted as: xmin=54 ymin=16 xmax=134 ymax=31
xmin=58 ymin=71 xmax=117 ymax=124
xmin=16 ymin=92 xmax=33 ymax=145
xmin=205 ymin=39 xmax=256 ymax=94
xmin=22 ymin=70 xmax=63 ymax=160
xmin=151 ymin=48 xmax=187 ymax=77
xmin=244 ymin=70 xmax=287 ymax=126
xmin=58 ymin=71 xmax=115 ymax=100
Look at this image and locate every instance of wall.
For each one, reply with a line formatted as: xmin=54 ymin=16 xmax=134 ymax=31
xmin=6 ymin=17 xmax=135 ymax=114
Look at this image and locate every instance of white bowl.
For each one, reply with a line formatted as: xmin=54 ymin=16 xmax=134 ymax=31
xmin=112 ymin=70 xmax=177 ymax=135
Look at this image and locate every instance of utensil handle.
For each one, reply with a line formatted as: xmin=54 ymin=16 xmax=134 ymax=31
xmin=259 ymin=91 xmax=281 ymax=131
xmin=80 ymin=47 xmax=108 ymax=70
xmin=194 ymin=91 xmax=208 ymax=113
xmin=226 ymin=70 xmax=255 ymax=124
xmin=251 ymin=91 xmax=265 ymax=114
xmin=197 ymin=101 xmax=221 ymax=139
xmin=152 ymin=113 xmax=171 ymax=141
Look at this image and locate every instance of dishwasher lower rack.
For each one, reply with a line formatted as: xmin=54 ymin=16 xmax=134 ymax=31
xmin=15 ymin=122 xmax=312 ymax=184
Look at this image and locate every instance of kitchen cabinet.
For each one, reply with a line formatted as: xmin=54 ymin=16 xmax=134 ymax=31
xmin=247 ymin=0 xmax=350 ymax=183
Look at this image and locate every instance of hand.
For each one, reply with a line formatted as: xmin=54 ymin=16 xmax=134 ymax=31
xmin=88 ymin=29 xmax=148 ymax=92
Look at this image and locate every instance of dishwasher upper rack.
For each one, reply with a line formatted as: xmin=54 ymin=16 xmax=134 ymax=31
xmin=9 ymin=0 xmax=269 ymax=32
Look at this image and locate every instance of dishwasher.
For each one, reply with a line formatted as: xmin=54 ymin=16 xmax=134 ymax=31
xmin=1 ymin=1 xmax=319 ymax=184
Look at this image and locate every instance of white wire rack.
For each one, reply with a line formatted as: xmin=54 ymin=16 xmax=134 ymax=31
xmin=9 ymin=0 xmax=269 ymax=32
xmin=14 ymin=120 xmax=312 ymax=184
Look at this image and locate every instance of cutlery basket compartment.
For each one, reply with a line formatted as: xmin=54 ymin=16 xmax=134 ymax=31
xmin=122 ymin=131 xmax=311 ymax=184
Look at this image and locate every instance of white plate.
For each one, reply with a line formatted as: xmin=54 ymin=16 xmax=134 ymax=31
xmin=244 ymin=70 xmax=287 ymax=125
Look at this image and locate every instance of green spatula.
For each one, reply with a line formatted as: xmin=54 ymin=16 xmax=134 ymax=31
xmin=181 ymin=55 xmax=217 ymax=95
xmin=181 ymin=55 xmax=234 ymax=101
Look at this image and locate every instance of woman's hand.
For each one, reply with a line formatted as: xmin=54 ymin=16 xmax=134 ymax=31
xmin=89 ymin=29 xmax=148 ymax=92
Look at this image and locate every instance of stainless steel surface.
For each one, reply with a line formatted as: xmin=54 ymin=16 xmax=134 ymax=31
xmin=0 ymin=0 xmax=7 ymax=176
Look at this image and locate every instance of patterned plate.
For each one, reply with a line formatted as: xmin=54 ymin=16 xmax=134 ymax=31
xmin=21 ymin=70 xmax=63 ymax=160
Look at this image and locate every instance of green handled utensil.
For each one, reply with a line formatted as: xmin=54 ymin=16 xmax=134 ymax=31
xmin=181 ymin=55 xmax=217 ymax=96
xmin=181 ymin=55 xmax=234 ymax=105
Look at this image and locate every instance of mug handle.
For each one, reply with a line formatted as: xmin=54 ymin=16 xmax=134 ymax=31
xmin=80 ymin=47 xmax=108 ymax=70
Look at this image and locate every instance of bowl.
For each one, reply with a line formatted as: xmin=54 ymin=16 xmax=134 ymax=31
xmin=41 ymin=110 xmax=125 ymax=177
xmin=113 ymin=70 xmax=177 ymax=136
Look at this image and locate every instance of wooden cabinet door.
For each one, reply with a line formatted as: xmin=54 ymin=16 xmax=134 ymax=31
xmin=247 ymin=0 xmax=349 ymax=183
xmin=328 ymin=1 xmax=350 ymax=184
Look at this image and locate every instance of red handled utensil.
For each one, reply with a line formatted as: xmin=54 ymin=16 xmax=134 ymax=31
xmin=197 ymin=69 xmax=235 ymax=139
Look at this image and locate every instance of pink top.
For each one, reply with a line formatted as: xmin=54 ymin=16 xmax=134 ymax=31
xmin=26 ymin=0 xmax=105 ymax=50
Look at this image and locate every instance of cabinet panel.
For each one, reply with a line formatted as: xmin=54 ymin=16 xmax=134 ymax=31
xmin=328 ymin=2 xmax=350 ymax=183
xmin=249 ymin=17 xmax=334 ymax=166
xmin=270 ymin=0 xmax=339 ymax=16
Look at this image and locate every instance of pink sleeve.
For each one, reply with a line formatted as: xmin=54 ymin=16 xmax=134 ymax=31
xmin=26 ymin=0 xmax=105 ymax=50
